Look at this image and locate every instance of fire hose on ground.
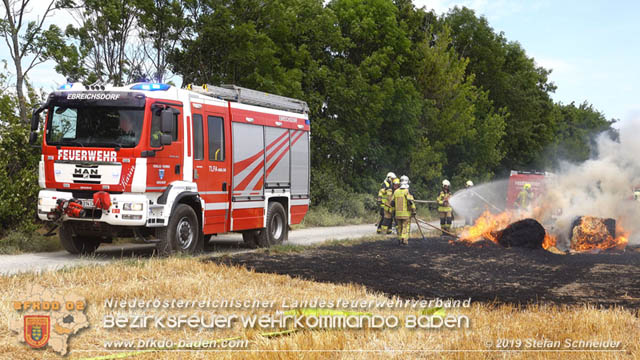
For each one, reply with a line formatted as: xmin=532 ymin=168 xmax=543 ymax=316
xmin=413 ymin=217 xmax=459 ymax=239
xmin=411 ymin=200 xmax=460 ymax=239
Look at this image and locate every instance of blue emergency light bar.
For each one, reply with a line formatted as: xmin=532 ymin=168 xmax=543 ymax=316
xmin=58 ymin=83 xmax=73 ymax=90
xmin=130 ymin=83 xmax=171 ymax=91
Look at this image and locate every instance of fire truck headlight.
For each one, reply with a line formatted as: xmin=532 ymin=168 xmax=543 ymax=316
xmin=123 ymin=203 xmax=143 ymax=211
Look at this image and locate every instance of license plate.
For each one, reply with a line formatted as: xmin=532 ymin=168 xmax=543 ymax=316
xmin=80 ymin=199 xmax=94 ymax=208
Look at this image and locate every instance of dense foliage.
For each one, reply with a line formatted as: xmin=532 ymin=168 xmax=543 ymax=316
xmin=0 ymin=0 xmax=616 ymax=231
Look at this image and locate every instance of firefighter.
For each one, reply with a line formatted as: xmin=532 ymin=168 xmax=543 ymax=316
xmin=377 ymin=172 xmax=397 ymax=233
xmin=514 ymin=183 xmax=534 ymax=214
xmin=437 ymin=179 xmax=453 ymax=235
xmin=391 ymin=177 xmax=416 ymax=245
xmin=380 ymin=178 xmax=400 ymax=234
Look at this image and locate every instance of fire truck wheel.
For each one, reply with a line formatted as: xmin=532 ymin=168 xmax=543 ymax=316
xmin=156 ymin=204 xmax=203 ymax=255
xmin=242 ymin=230 xmax=259 ymax=248
xmin=59 ymin=222 xmax=101 ymax=255
xmin=257 ymin=202 xmax=287 ymax=247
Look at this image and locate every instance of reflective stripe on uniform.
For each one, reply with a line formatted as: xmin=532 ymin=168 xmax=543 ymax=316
xmin=393 ymin=188 xmax=415 ymax=219
xmin=437 ymin=190 xmax=452 ymax=212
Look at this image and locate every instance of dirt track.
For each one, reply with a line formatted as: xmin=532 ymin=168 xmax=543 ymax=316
xmin=0 ymin=224 xmax=375 ymax=275
xmin=212 ymin=236 xmax=640 ymax=308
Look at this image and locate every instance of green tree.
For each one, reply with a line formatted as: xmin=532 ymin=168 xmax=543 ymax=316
xmin=49 ymin=0 xmax=139 ymax=85
xmin=444 ymin=6 xmax=557 ymax=171
xmin=317 ymin=0 xmax=420 ymax=193
xmin=0 ymin=61 xmax=42 ymax=232
xmin=412 ymin=26 xmax=505 ymax=196
xmin=0 ymin=0 xmax=73 ymax=122
xmin=550 ymin=101 xmax=616 ymax=164
xmin=134 ymin=0 xmax=189 ymax=82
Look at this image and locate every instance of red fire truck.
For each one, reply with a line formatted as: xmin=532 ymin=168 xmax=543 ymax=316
xmin=29 ymin=83 xmax=310 ymax=255
xmin=505 ymin=170 xmax=551 ymax=209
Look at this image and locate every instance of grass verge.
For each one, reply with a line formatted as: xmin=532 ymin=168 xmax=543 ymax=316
xmin=293 ymin=206 xmax=378 ymax=229
xmin=0 ymin=228 xmax=62 ymax=254
xmin=0 ymin=253 xmax=637 ymax=359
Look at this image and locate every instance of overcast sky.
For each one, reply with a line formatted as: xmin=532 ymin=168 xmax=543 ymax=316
xmin=2 ymin=0 xmax=638 ymax=125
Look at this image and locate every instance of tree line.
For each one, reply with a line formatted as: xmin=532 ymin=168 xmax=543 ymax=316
xmin=1 ymin=0 xmax=616 ymax=229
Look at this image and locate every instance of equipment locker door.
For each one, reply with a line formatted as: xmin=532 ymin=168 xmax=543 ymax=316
xmin=192 ymin=104 xmax=231 ymax=234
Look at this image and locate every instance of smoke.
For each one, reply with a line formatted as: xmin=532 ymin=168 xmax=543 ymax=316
xmin=449 ymin=179 xmax=509 ymax=221
xmin=450 ymin=120 xmax=640 ymax=248
xmin=544 ymin=120 xmax=640 ymax=246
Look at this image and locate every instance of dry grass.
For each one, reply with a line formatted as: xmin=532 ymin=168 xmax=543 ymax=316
xmin=0 ymin=256 xmax=638 ymax=360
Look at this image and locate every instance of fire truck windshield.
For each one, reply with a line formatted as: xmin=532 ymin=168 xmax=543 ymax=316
xmin=46 ymin=106 xmax=144 ymax=148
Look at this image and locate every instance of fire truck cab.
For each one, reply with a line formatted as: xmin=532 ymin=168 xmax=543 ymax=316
xmin=30 ymin=83 xmax=310 ymax=255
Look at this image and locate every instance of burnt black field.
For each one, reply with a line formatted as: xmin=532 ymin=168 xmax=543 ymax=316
xmin=210 ymin=236 xmax=640 ymax=308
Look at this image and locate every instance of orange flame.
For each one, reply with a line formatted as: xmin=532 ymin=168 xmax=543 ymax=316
xmin=542 ymin=234 xmax=557 ymax=250
xmin=459 ymin=210 xmax=630 ymax=253
xmin=570 ymin=217 xmax=628 ymax=252
xmin=459 ymin=210 xmax=514 ymax=245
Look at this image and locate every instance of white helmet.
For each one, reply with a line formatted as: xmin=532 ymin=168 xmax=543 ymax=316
xmin=466 ymin=180 xmax=473 ymax=187
xmin=386 ymin=172 xmax=397 ymax=180
xmin=442 ymin=179 xmax=450 ymax=187
xmin=400 ymin=175 xmax=409 ymax=184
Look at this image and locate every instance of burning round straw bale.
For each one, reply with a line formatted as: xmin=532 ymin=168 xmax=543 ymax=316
xmin=457 ymin=216 xmax=548 ymax=250
xmin=570 ymin=216 xmax=628 ymax=252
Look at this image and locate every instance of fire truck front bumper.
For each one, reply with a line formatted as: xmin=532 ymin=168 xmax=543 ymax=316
xmin=37 ymin=190 xmax=154 ymax=226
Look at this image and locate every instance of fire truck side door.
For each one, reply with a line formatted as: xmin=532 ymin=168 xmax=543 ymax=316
xmin=193 ymin=106 xmax=231 ymax=234
xmin=147 ymin=103 xmax=183 ymax=191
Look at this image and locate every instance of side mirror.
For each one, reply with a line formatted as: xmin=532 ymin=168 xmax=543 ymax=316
xmin=160 ymin=109 xmax=174 ymax=134
xmin=160 ymin=134 xmax=172 ymax=145
xmin=30 ymin=107 xmax=43 ymax=131
xmin=29 ymin=132 xmax=38 ymax=145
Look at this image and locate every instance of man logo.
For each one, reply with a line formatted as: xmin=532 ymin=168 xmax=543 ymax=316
xmin=24 ymin=315 xmax=50 ymax=348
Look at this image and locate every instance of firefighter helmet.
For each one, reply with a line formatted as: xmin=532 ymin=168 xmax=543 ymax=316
xmin=386 ymin=172 xmax=397 ymax=180
xmin=400 ymin=175 xmax=409 ymax=184
xmin=466 ymin=180 xmax=473 ymax=187
xmin=524 ymin=183 xmax=532 ymax=190
xmin=442 ymin=179 xmax=450 ymax=187
xmin=392 ymin=178 xmax=400 ymax=185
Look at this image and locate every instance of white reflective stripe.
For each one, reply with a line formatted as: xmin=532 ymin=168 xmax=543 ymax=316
xmin=291 ymin=199 xmax=310 ymax=206
xmin=232 ymin=201 xmax=264 ymax=209
xmin=200 ymin=191 xmax=228 ymax=195
xmin=38 ymin=156 xmax=45 ymax=188
xmin=131 ymin=158 xmax=147 ymax=192
xmin=204 ymin=202 xmax=230 ymax=210
xmin=231 ymin=102 xmax=309 ymax=120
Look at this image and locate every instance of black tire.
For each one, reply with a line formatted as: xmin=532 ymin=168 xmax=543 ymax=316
xmin=59 ymin=222 xmax=101 ymax=255
xmin=256 ymin=202 xmax=287 ymax=248
xmin=242 ymin=230 xmax=259 ymax=249
xmin=156 ymin=204 xmax=203 ymax=255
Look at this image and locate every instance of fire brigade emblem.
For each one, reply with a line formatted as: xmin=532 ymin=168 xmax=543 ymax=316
xmin=159 ymin=169 xmax=165 ymax=179
xmin=24 ymin=315 xmax=50 ymax=348
xmin=10 ymin=285 xmax=89 ymax=355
